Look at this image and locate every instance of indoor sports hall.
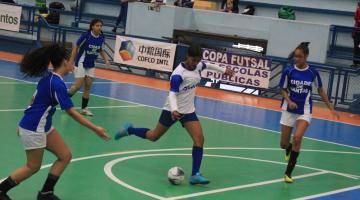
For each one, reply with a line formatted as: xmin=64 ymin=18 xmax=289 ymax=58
xmin=0 ymin=0 xmax=359 ymax=200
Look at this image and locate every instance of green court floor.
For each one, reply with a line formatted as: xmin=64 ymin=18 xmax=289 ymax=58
xmin=0 ymin=76 xmax=359 ymax=200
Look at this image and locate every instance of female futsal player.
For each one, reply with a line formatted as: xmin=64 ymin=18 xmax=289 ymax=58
xmin=68 ymin=18 xmax=110 ymax=116
xmin=115 ymin=45 xmax=235 ymax=185
xmin=279 ymin=42 xmax=339 ymax=183
xmin=0 ymin=44 xmax=110 ymax=200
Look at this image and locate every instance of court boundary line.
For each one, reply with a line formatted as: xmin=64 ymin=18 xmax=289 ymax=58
xmin=1 ymin=67 xmax=359 ymax=128
xmin=103 ymin=153 xmax=329 ymax=200
xmin=293 ymin=185 xmax=360 ymax=200
xmin=0 ymin=75 xmax=359 ymax=151
xmin=1 ymin=148 xmax=359 ymax=199
xmin=0 ymin=105 xmax=145 ymax=112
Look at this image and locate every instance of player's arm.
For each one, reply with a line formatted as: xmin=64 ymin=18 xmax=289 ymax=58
xmin=202 ymin=62 xmax=235 ymax=76
xmin=318 ymin=88 xmax=339 ymax=119
xmin=169 ymin=75 xmax=183 ymax=120
xmin=314 ymin=70 xmax=339 ymax=118
xmin=100 ymin=49 xmax=110 ymax=66
xmin=54 ymin=83 xmax=110 ymax=140
xmin=69 ymin=45 xmax=79 ymax=65
xmin=66 ymin=108 xmax=110 ymax=140
xmin=279 ymin=68 xmax=297 ymax=109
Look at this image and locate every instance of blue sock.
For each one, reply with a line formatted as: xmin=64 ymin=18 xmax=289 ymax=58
xmin=192 ymin=146 xmax=203 ymax=176
xmin=128 ymin=127 xmax=149 ymax=139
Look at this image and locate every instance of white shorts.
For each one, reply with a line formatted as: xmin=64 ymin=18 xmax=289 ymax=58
xmin=18 ymin=127 xmax=54 ymax=150
xmin=74 ymin=64 xmax=95 ymax=78
xmin=280 ymin=111 xmax=311 ymax=127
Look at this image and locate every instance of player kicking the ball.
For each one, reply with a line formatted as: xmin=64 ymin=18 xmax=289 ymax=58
xmin=115 ymin=44 xmax=234 ymax=185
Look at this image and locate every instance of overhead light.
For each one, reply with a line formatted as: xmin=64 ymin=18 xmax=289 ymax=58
xmin=232 ymin=43 xmax=264 ymax=53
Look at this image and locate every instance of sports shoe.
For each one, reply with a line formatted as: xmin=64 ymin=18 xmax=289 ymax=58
xmin=0 ymin=191 xmax=12 ymax=200
xmin=189 ymin=173 xmax=210 ymax=185
xmin=37 ymin=191 xmax=60 ymax=200
xmin=284 ymin=174 xmax=293 ymax=183
xmin=115 ymin=123 xmax=133 ymax=140
xmin=81 ymin=108 xmax=93 ymax=116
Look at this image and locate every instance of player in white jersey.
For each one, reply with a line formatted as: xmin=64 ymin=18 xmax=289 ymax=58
xmin=115 ymin=45 xmax=234 ymax=185
xmin=279 ymin=42 xmax=339 ymax=183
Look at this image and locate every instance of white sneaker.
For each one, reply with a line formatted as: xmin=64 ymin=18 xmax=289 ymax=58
xmin=81 ymin=108 xmax=93 ymax=116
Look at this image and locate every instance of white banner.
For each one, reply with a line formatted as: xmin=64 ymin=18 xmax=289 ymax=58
xmin=0 ymin=3 xmax=22 ymax=32
xmin=201 ymin=49 xmax=272 ymax=89
xmin=114 ymin=36 xmax=177 ymax=72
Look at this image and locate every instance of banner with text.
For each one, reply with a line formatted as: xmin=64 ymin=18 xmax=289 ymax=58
xmin=0 ymin=3 xmax=22 ymax=32
xmin=114 ymin=36 xmax=176 ymax=72
xmin=201 ymin=49 xmax=272 ymax=89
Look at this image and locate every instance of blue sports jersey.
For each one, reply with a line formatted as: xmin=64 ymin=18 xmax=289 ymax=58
xmin=19 ymin=72 xmax=74 ymax=133
xmin=75 ymin=31 xmax=105 ymax=68
xmin=279 ymin=65 xmax=323 ymax=115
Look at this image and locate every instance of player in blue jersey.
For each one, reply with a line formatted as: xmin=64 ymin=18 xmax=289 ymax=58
xmin=279 ymin=42 xmax=339 ymax=183
xmin=68 ymin=18 xmax=110 ymax=116
xmin=0 ymin=44 xmax=110 ymax=200
xmin=114 ymin=45 xmax=234 ymax=185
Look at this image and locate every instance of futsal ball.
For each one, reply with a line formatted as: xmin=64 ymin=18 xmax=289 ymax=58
xmin=167 ymin=166 xmax=185 ymax=185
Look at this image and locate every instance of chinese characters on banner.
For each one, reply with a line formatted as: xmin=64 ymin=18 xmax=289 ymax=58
xmin=114 ymin=36 xmax=176 ymax=72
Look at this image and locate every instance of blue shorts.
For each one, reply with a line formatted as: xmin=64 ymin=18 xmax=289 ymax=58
xmin=159 ymin=110 xmax=199 ymax=127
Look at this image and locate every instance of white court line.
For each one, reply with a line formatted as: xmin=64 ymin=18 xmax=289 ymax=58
xmin=294 ymin=185 xmax=360 ymax=200
xmin=166 ymin=172 xmax=328 ymax=200
xmin=1 ymin=75 xmax=359 ymax=151
xmin=104 ymin=153 xmax=329 ymax=200
xmin=0 ymin=148 xmax=359 ymax=199
xmin=0 ymin=105 xmax=145 ymax=112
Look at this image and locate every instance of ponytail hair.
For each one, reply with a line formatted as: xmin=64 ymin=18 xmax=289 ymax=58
xmin=20 ymin=44 xmax=70 ymax=77
xmin=288 ymin=42 xmax=310 ymax=60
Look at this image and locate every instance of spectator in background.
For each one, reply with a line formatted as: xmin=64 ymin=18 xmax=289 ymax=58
xmin=353 ymin=2 xmax=360 ymax=67
xmin=221 ymin=0 xmax=239 ymax=13
xmin=112 ymin=0 xmax=129 ymax=33
xmin=174 ymin=0 xmax=194 ymax=8
xmin=0 ymin=0 xmax=15 ymax=4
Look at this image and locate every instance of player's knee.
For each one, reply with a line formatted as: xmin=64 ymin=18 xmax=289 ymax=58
xmin=148 ymin=134 xmax=160 ymax=142
xmin=59 ymin=151 xmax=72 ymax=165
xmin=194 ymin=135 xmax=204 ymax=147
xmin=26 ymin=163 xmax=41 ymax=174
xmin=293 ymin=135 xmax=302 ymax=145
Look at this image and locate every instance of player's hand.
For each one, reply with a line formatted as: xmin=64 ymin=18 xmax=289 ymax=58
xmin=94 ymin=126 xmax=111 ymax=141
xmin=171 ymin=111 xmax=182 ymax=121
xmin=288 ymin=101 xmax=298 ymax=110
xmin=105 ymin=61 xmax=111 ymax=67
xmin=225 ymin=68 xmax=235 ymax=76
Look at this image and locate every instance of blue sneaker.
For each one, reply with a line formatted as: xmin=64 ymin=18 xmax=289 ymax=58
xmin=189 ymin=173 xmax=210 ymax=185
xmin=115 ymin=123 xmax=133 ymax=140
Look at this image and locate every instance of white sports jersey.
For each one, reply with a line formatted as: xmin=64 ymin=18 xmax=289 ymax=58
xmin=163 ymin=62 xmax=225 ymax=114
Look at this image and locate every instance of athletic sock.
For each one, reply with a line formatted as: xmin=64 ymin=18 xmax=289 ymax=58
xmin=286 ymin=143 xmax=292 ymax=156
xmin=192 ymin=146 xmax=203 ymax=176
xmin=81 ymin=97 xmax=89 ymax=109
xmin=128 ymin=127 xmax=149 ymax=139
xmin=0 ymin=176 xmax=18 ymax=193
xmin=40 ymin=174 xmax=59 ymax=193
xmin=285 ymin=150 xmax=300 ymax=177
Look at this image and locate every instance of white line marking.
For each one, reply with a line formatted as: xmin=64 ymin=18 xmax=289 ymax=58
xmin=1 ymin=148 xmax=359 ymax=198
xmin=0 ymin=75 xmax=359 ymax=151
xmin=0 ymin=105 xmax=145 ymax=112
xmin=103 ymin=153 xmax=329 ymax=200
xmin=166 ymin=172 xmax=328 ymax=200
xmin=294 ymin=185 xmax=360 ymax=200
